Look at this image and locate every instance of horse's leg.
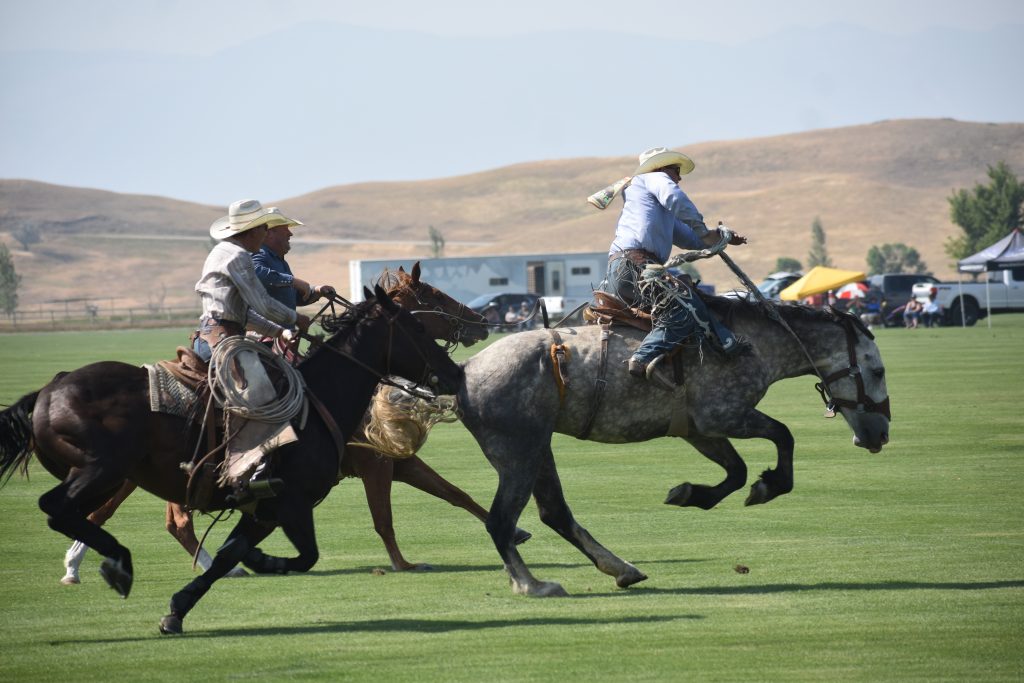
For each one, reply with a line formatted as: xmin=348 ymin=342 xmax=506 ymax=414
xmin=349 ymin=451 xmax=423 ymax=571
xmin=61 ymin=479 xmax=137 ymax=585
xmin=164 ymin=502 xmax=248 ymax=577
xmin=532 ymin=449 xmax=647 ymax=589
xmin=736 ymin=411 xmax=794 ymax=506
xmin=160 ymin=514 xmax=275 ymax=635
xmin=664 ymin=435 xmax=748 ymax=510
xmin=478 ymin=437 xmax=568 ymax=597
xmin=239 ymin=496 xmax=320 ymax=575
xmin=392 ymin=455 xmax=532 ymax=545
xmin=38 ymin=470 xmax=134 ymax=598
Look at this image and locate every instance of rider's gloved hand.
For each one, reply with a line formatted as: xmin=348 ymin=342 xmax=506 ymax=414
xmin=314 ymin=284 xmax=337 ymax=299
xmin=294 ymin=313 xmax=311 ymax=334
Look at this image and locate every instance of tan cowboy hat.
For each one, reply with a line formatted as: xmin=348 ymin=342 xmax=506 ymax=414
xmin=634 ymin=147 xmax=695 ymax=176
xmin=209 ymin=199 xmax=304 ymax=240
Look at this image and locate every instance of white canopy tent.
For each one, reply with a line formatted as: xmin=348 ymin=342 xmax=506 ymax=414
xmin=955 ymin=228 xmax=1024 ymax=328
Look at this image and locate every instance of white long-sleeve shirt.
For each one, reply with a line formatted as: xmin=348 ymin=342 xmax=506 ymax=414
xmin=195 ymin=240 xmax=297 ymax=337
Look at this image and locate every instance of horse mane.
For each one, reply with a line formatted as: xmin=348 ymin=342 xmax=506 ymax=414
xmin=302 ymin=297 xmax=382 ymax=365
xmin=375 ymin=268 xmax=409 ymax=294
xmin=701 ymin=292 xmax=873 ymax=339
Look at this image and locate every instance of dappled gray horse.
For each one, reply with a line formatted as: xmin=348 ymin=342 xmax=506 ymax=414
xmin=456 ymin=298 xmax=891 ymax=596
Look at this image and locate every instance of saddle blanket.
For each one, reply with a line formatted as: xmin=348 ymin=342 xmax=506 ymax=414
xmin=144 ymin=363 xmax=198 ymax=419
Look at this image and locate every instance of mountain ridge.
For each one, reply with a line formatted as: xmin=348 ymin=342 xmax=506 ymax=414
xmin=2 ymin=118 xmax=1023 ymax=309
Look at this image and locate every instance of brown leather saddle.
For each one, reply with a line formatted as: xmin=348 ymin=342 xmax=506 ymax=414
xmin=583 ymin=290 xmax=653 ymax=331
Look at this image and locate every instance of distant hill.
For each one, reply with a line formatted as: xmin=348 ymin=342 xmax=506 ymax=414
xmin=2 ymin=118 xmax=1023 ymax=310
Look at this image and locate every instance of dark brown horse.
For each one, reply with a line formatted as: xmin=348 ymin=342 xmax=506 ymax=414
xmin=57 ymin=263 xmax=521 ymax=581
xmin=0 ymin=286 xmax=462 ymax=634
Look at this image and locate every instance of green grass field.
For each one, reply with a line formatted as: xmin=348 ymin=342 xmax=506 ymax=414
xmin=0 ymin=319 xmax=1022 ymax=682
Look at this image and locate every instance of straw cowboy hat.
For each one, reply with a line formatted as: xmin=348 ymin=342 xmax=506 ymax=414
xmin=634 ymin=147 xmax=695 ymax=176
xmin=209 ymin=199 xmax=303 ymax=240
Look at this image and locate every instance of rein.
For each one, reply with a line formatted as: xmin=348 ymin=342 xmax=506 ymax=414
xmin=671 ymin=228 xmax=890 ymax=422
xmin=302 ymin=303 xmax=440 ymax=395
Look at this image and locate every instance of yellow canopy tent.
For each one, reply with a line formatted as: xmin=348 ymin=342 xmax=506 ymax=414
xmin=778 ymin=266 xmax=867 ymax=301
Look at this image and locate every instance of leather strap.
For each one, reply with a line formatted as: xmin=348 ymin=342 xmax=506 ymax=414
xmin=578 ymin=323 xmax=611 ymax=440
xmin=548 ymin=330 xmax=571 ymax=404
xmin=304 ymin=390 xmax=347 ymax=481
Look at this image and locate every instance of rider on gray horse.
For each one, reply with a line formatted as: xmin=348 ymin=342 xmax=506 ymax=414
xmin=603 ymin=147 xmax=748 ymax=377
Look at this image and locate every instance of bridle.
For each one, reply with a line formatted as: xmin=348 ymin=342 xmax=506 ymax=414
xmin=386 ymin=278 xmax=484 ymax=352
xmin=813 ymin=314 xmax=892 ymax=421
xmin=300 ymin=293 xmax=448 ymax=396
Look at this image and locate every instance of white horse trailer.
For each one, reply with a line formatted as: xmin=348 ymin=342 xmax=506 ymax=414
xmin=349 ymin=252 xmax=608 ymax=318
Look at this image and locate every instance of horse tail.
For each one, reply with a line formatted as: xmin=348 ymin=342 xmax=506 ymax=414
xmin=0 ymin=389 xmax=41 ymax=487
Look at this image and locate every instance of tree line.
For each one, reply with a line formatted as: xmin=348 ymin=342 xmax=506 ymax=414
xmin=773 ymin=161 xmax=1023 ymax=277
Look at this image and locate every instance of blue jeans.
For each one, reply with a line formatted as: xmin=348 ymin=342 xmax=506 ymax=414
xmin=605 ymin=257 xmax=736 ymax=364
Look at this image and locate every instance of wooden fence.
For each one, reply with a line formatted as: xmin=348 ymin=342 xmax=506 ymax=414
xmin=0 ymin=305 xmax=200 ymax=332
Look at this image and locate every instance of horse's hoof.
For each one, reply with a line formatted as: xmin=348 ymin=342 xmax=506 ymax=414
xmin=407 ymin=563 xmax=436 ymax=572
xmin=158 ymin=614 xmax=183 ymax=635
xmin=511 ymin=579 xmax=568 ymax=597
xmin=664 ymin=483 xmax=692 ymax=507
xmin=616 ymin=565 xmax=648 ymax=588
xmin=513 ymin=528 xmax=532 ymax=545
xmin=60 ymin=574 xmax=81 ymax=586
xmin=99 ymin=556 xmax=133 ymax=598
xmin=744 ymin=481 xmax=771 ymax=506
xmin=533 ymin=581 xmax=568 ymax=597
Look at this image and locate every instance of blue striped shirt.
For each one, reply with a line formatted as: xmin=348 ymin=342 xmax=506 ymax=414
xmin=608 ymin=172 xmax=710 ymax=261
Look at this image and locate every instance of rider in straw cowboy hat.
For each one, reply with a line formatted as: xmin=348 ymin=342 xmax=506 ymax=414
xmin=604 ymin=147 xmax=748 ymax=378
xmin=196 ymin=199 xmax=311 ymax=361
xmin=195 ymin=199 xmax=313 ymax=503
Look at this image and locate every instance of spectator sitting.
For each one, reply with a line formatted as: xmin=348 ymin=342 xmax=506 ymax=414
xmin=922 ymin=294 xmax=943 ymax=327
xmin=504 ymin=305 xmax=520 ymax=331
xmin=903 ymin=297 xmax=923 ymax=329
xmin=860 ymin=296 xmax=882 ymax=329
xmin=518 ymin=301 xmax=533 ymax=331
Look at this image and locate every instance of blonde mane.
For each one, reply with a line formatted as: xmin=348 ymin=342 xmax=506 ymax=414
xmin=349 ymin=384 xmax=458 ymax=458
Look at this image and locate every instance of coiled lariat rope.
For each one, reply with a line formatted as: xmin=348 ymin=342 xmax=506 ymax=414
xmin=208 ymin=336 xmax=306 ymax=423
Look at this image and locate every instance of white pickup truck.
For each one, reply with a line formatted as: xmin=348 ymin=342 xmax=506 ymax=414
xmin=912 ymin=267 xmax=1024 ymax=326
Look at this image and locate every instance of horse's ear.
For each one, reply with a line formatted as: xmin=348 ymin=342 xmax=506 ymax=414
xmin=398 ymin=265 xmax=406 ymax=273
xmin=411 ymin=261 xmax=421 ymax=284
xmin=375 ymin=283 xmax=400 ymax=313
xmin=363 ymin=286 xmax=375 ymax=301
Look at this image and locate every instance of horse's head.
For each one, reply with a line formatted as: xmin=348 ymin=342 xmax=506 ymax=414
xmin=817 ymin=311 xmax=891 ymax=453
xmin=367 ymin=283 xmax=464 ymax=395
xmin=380 ymin=263 xmax=489 ymax=347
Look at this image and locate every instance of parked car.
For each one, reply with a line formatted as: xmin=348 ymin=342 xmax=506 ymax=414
xmin=721 ymin=271 xmax=802 ymax=302
xmin=866 ymin=273 xmax=941 ymax=327
xmin=467 ymin=292 xmax=542 ymax=331
xmin=911 ymin=267 xmax=1024 ymax=326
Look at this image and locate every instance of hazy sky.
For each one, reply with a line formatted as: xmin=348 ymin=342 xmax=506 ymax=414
xmin=3 ymin=0 xmax=1022 ymax=51
xmin=1 ymin=1 xmax=1022 ymax=205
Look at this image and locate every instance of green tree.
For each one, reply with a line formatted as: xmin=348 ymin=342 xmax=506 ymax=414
xmin=0 ymin=243 xmax=20 ymax=316
xmin=807 ymin=217 xmax=833 ymax=268
xmin=945 ymin=161 xmax=1024 ymax=262
xmin=774 ymin=257 xmax=802 ymax=273
xmin=428 ymin=225 xmax=445 ymax=258
xmin=866 ymin=243 xmax=929 ymax=275
xmin=11 ymin=223 xmax=41 ymax=251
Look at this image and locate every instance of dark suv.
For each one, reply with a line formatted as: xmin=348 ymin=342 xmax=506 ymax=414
xmin=467 ymin=292 xmax=542 ymax=331
xmin=866 ymin=273 xmax=940 ymax=326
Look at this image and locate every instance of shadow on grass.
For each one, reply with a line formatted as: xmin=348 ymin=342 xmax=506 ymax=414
xmin=594 ymin=578 xmax=1024 ymax=598
xmin=305 ymin=558 xmax=711 ymax=576
xmin=49 ymin=614 xmax=702 ymax=644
